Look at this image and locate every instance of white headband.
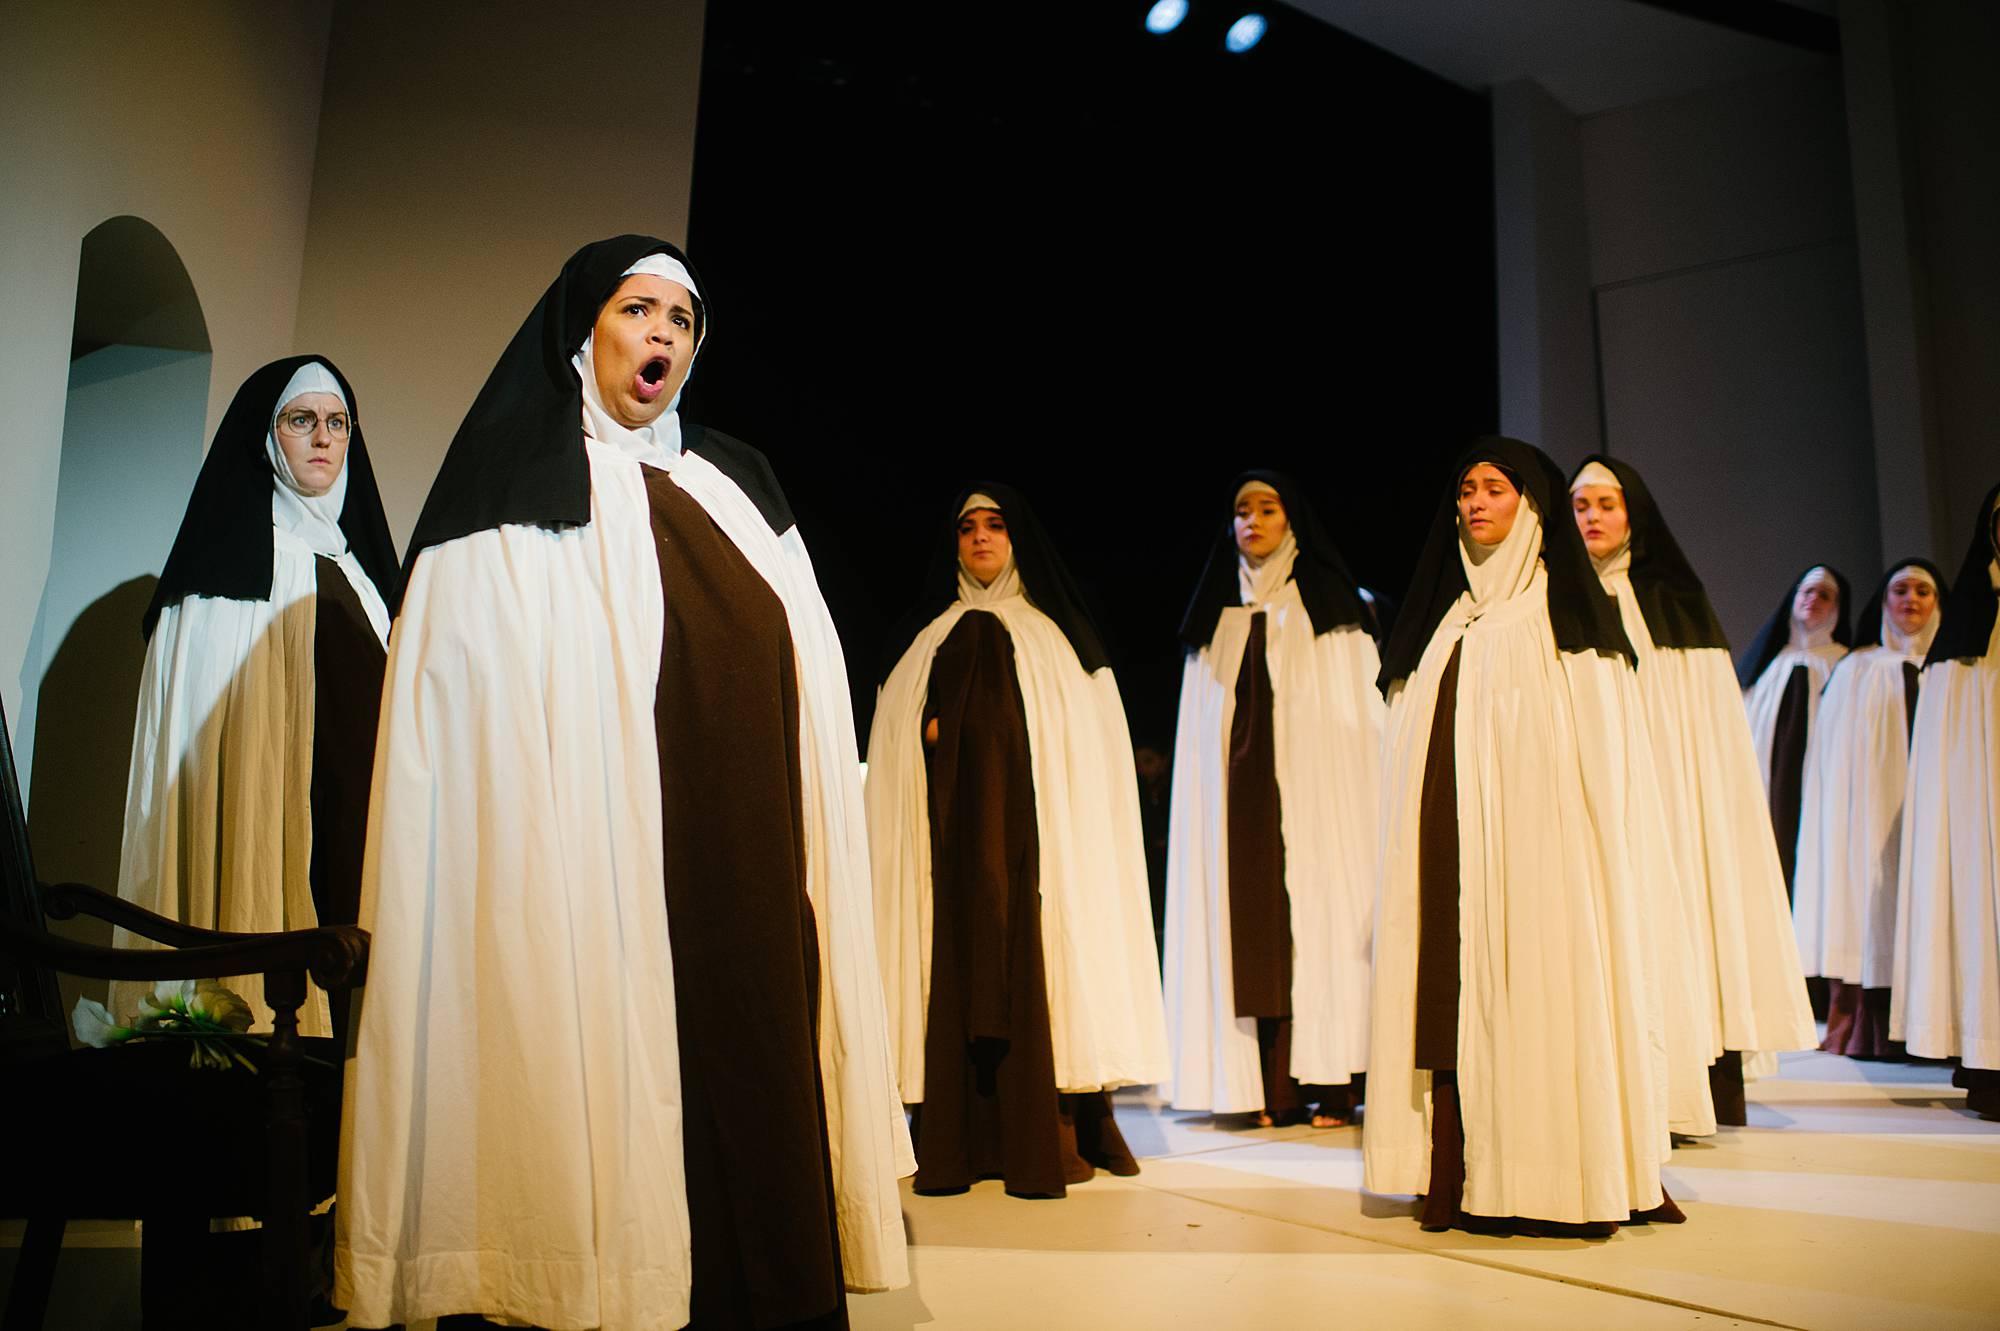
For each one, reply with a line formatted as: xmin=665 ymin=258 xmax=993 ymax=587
xmin=622 ymin=252 xmax=701 ymax=302
xmin=1887 ymin=564 xmax=1937 ymax=592
xmin=958 ymin=492 xmax=1002 ymax=518
xmin=1569 ymin=460 xmax=1621 ymax=493
xmin=1234 ymin=480 xmax=1280 ymax=505
xmin=274 ymin=361 xmax=347 ymax=419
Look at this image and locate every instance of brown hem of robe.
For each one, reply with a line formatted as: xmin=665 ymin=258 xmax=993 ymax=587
xmin=1419 ymin=1074 xmax=1686 ymax=1236
xmin=1709 ymin=1051 xmax=1748 ymax=1127
xmin=1821 ymin=981 xmax=1899 ymax=1059
xmin=309 ymin=557 xmax=386 ymax=1048
xmin=1769 ymin=663 xmax=1812 ymax=901
xmin=1227 ymin=611 xmax=1356 ymax=1121
xmin=1953 ymin=1066 xmax=2000 ymax=1121
xmin=911 ymin=611 xmax=1136 ymax=1199
xmin=645 ymin=469 xmax=848 ymax=1331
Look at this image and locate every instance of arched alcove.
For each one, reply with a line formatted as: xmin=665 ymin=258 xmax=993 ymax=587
xmin=17 ymin=215 xmax=212 ymax=1018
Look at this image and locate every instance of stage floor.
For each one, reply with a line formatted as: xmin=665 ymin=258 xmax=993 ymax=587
xmin=4 ymin=1052 xmax=1993 ymax=1328
xmin=853 ymin=1052 xmax=1999 ymax=1331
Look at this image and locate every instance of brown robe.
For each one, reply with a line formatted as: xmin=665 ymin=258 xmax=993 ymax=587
xmin=912 ymin=610 xmax=1136 ymax=1198
xmin=1769 ymin=663 xmax=1812 ymax=899
xmin=644 ymin=470 xmax=847 ymax=1330
xmin=1414 ymin=641 xmax=1681 ymax=1235
xmin=1227 ymin=612 xmax=1360 ymax=1122
xmin=308 ymin=558 xmax=386 ymax=1047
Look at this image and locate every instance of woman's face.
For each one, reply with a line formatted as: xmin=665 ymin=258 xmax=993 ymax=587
xmin=273 ymin=391 xmax=351 ymax=496
xmin=1234 ymin=489 xmax=1289 ymax=559
xmin=1792 ymin=573 xmax=1840 ymax=633
xmin=1571 ymin=485 xmax=1629 ymax=559
xmin=957 ymin=507 xmax=1011 ymax=586
xmin=591 ymin=274 xmax=698 ymax=428
xmin=1458 ymin=463 xmax=1521 ymax=546
xmin=1884 ymin=569 xmax=1938 ymax=637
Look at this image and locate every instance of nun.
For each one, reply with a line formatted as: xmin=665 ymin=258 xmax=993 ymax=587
xmin=1162 ymin=473 xmax=1383 ymax=1129
xmin=866 ymin=484 xmax=1169 ymax=1198
xmin=1894 ymin=483 xmax=2000 ymax=1120
xmin=110 ymin=356 xmax=396 ymax=1041
xmin=1794 ymin=560 xmax=1947 ymax=1058
xmin=1570 ymin=457 xmax=1815 ymax=1129
xmin=1739 ymin=564 xmax=1853 ymax=897
xmin=335 ymin=237 xmax=911 ymax=1330
xmin=1364 ymin=437 xmax=1680 ymax=1236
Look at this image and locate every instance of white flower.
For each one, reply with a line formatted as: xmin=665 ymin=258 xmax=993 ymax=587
xmin=188 ymin=980 xmax=253 ymax=1033
xmin=139 ymin=979 xmax=195 ymax=1020
xmin=71 ymin=997 xmax=131 ymax=1048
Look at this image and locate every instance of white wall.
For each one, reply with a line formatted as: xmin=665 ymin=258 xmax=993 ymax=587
xmin=1840 ymin=0 xmax=2000 ymax=566
xmin=1492 ymin=61 xmax=1881 ymax=648
xmin=293 ymin=0 xmax=710 ymax=545
xmin=14 ymin=347 xmax=211 ymax=782
xmin=1581 ymin=65 xmax=1879 ymax=645
xmin=1492 ymin=78 xmax=1598 ymax=462
xmin=0 ymin=0 xmax=336 ymax=740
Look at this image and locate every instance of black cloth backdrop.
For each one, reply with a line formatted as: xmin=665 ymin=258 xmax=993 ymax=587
xmin=876 ymin=481 xmax=1112 ymax=684
xmin=1569 ymin=454 xmax=1731 ymax=652
xmin=1849 ymin=558 xmax=1951 ymax=651
xmin=142 ymin=355 xmax=400 ymax=639
xmin=398 ymin=234 xmax=792 ymax=613
xmin=1177 ymin=470 xmax=1371 ymax=649
xmin=1925 ymin=482 xmax=2000 ymax=666
xmin=1734 ymin=565 xmax=1855 ymax=689
xmin=1375 ymin=436 xmax=1633 ymax=693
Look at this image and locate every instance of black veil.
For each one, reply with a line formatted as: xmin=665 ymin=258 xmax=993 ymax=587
xmin=1924 ymin=482 xmax=1999 ymax=666
xmin=1569 ymin=453 xmax=1730 ymax=651
xmin=1734 ymin=565 xmax=1854 ymax=689
xmin=877 ymin=481 xmax=1111 ymax=682
xmin=1376 ymin=436 xmax=1633 ymax=693
xmin=142 ymin=354 xmax=399 ymax=640
xmin=1852 ymin=558 xmax=1950 ymax=649
xmin=399 ymin=235 xmax=792 ymax=612
xmin=1176 ymin=470 xmax=1371 ymax=649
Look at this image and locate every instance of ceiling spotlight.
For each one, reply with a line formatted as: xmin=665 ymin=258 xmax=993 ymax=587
xmin=1225 ymin=13 xmax=1267 ymax=52
xmin=1145 ymin=0 xmax=1190 ymax=35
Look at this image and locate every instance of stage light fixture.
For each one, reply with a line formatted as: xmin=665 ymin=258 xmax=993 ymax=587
xmin=1145 ymin=0 xmax=1189 ymax=35
xmin=1224 ymin=13 xmax=1267 ymax=52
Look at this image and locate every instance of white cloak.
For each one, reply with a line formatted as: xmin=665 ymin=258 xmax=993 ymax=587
xmin=1796 ymin=646 xmax=1924 ymax=988
xmin=335 ymin=441 xmax=912 ymax=1331
xmin=1161 ymin=582 xmax=1383 ymax=1112
xmin=867 ymin=593 xmax=1169 ymax=1100
xmin=1363 ymin=566 xmax=1669 ymax=1223
xmin=1744 ymin=641 xmax=1848 ymax=796
xmin=1600 ymin=567 xmax=1815 ymax=1065
xmin=1892 ymin=613 xmax=2000 ymax=1070
xmin=109 ymin=529 xmax=389 ymax=1038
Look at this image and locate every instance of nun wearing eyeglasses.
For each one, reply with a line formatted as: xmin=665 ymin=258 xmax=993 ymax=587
xmin=107 ymin=356 xmax=397 ymax=1042
xmin=1569 ymin=457 xmax=1814 ymax=1130
xmin=1894 ymin=483 xmax=2000 ymax=1120
xmin=1363 ymin=437 xmax=1681 ymax=1237
xmin=866 ymin=484 xmax=1168 ymax=1199
xmin=1162 ymin=474 xmax=1383 ymax=1131
xmin=335 ymin=237 xmax=911 ymax=1330
xmin=1793 ymin=560 xmax=1947 ymax=1059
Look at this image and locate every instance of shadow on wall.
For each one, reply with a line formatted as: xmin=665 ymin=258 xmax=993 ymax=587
xmin=26 ymin=577 xmax=158 ymax=1017
xmin=15 ymin=214 xmax=210 ymax=1028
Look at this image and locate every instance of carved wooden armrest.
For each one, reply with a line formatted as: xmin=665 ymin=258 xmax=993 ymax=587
xmin=5 ymin=904 xmax=369 ymax=994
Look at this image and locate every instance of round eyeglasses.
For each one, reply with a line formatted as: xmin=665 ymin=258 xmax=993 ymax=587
xmin=274 ymin=409 xmax=353 ymax=440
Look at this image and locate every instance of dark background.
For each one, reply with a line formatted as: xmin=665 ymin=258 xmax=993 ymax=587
xmin=683 ymin=1 xmax=1497 ymax=747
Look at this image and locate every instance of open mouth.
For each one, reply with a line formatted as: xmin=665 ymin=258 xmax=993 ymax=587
xmin=633 ymin=357 xmax=671 ymax=403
